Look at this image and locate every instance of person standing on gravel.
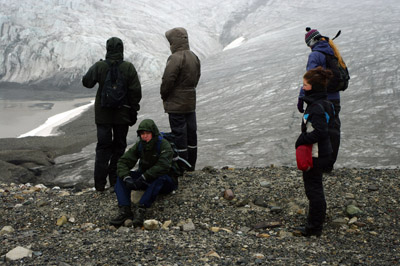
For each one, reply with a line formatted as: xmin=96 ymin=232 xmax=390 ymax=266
xmin=160 ymin=27 xmax=201 ymax=171
xmin=297 ymin=27 xmax=346 ymax=173
xmin=82 ymin=37 xmax=142 ymax=192
xmin=110 ymin=119 xmax=179 ymax=227
xmin=295 ymin=67 xmax=335 ymax=237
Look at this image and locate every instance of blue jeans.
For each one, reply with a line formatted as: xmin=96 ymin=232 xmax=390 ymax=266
xmin=114 ymin=171 xmax=177 ymax=208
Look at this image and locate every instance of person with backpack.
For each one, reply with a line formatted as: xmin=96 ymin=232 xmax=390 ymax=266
xmin=160 ymin=27 xmax=201 ymax=172
xmin=297 ymin=27 xmax=349 ymax=173
xmin=82 ymin=37 xmax=142 ymax=192
xmin=295 ymin=66 xmax=335 ymax=237
xmin=109 ymin=119 xmax=179 ymax=227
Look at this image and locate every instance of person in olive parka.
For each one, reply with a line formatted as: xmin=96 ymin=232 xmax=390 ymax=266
xmin=160 ymin=27 xmax=201 ymax=171
xmin=110 ymin=119 xmax=178 ymax=227
xmin=82 ymin=37 xmax=142 ymax=192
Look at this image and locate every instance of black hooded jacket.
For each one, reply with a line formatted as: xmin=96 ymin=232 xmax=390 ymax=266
xmin=295 ymin=92 xmax=334 ymax=158
xmin=82 ymin=37 xmax=142 ymax=125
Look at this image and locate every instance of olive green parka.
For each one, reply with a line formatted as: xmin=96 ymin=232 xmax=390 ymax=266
xmin=160 ymin=27 xmax=201 ymax=113
xmin=82 ymin=37 xmax=142 ymax=125
xmin=117 ymin=119 xmax=177 ymax=183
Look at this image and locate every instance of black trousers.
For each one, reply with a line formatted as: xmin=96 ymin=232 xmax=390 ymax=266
xmin=168 ymin=112 xmax=197 ymax=170
xmin=94 ymin=124 xmax=129 ymax=191
xmin=302 ymin=157 xmax=329 ymax=230
xmin=329 ymin=99 xmax=341 ymax=169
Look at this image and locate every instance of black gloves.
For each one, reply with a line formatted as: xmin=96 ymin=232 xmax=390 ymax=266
xmin=123 ymin=175 xmax=148 ymax=190
xmin=297 ymin=98 xmax=304 ymax=113
xmin=129 ymin=111 xmax=137 ymax=126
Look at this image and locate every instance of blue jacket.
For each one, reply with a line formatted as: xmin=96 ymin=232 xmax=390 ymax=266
xmin=299 ymin=41 xmax=340 ymax=100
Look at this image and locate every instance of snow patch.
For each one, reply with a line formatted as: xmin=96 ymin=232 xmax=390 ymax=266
xmin=223 ymin=37 xmax=246 ymax=51
xmin=18 ymin=101 xmax=94 ymax=138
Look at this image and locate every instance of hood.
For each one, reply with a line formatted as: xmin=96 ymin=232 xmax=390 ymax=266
xmin=105 ymin=37 xmax=124 ymax=61
xmin=311 ymin=40 xmax=334 ymax=56
xmin=137 ymin=119 xmax=160 ymax=137
xmin=165 ymin=27 xmax=190 ymax=53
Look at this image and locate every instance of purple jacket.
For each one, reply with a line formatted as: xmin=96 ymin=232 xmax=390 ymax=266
xmin=299 ymin=41 xmax=340 ymax=100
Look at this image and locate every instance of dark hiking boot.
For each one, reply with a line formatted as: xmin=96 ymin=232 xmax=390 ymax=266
xmin=294 ymin=226 xmax=322 ymax=237
xmin=95 ymin=186 xmax=105 ymax=192
xmin=110 ymin=206 xmax=133 ymax=226
xmin=108 ymin=186 xmax=115 ymax=193
xmin=132 ymin=206 xmax=146 ymax=227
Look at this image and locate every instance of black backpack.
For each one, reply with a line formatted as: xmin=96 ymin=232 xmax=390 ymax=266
xmin=101 ymin=60 xmax=128 ymax=108
xmin=323 ymin=53 xmax=350 ymax=93
xmin=321 ymin=31 xmax=350 ymax=93
xmin=160 ymin=132 xmax=192 ymax=173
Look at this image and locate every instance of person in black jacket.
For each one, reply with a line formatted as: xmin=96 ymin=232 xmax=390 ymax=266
xmin=298 ymin=27 xmax=346 ymax=173
xmin=82 ymin=37 xmax=142 ymax=192
xmin=295 ymin=66 xmax=334 ymax=237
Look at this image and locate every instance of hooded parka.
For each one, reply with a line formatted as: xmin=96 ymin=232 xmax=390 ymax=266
xmin=82 ymin=37 xmax=142 ymax=124
xmin=160 ymin=28 xmax=201 ymax=113
xmin=117 ymin=119 xmax=176 ymax=183
xmin=295 ymin=91 xmax=334 ymax=159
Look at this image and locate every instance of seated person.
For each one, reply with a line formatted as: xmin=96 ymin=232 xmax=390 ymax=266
xmin=110 ymin=119 xmax=178 ymax=226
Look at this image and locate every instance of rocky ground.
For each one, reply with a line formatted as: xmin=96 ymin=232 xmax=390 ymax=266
xmin=1 ymin=166 xmax=399 ymax=265
xmin=0 ymin=107 xmax=96 ymax=185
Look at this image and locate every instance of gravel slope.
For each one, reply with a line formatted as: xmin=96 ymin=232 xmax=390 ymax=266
xmin=1 ymin=166 xmax=399 ymax=265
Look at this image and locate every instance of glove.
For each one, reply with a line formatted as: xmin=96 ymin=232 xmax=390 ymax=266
xmin=129 ymin=111 xmax=137 ymax=126
xmin=297 ymin=98 xmax=304 ymax=113
xmin=295 ymin=133 xmax=305 ymax=149
xmin=123 ymin=175 xmax=148 ymax=190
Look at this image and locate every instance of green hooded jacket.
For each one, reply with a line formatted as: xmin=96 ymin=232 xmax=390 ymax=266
xmin=117 ymin=119 xmax=176 ymax=183
xmin=82 ymin=37 xmax=142 ymax=125
xmin=160 ymin=27 xmax=201 ymax=113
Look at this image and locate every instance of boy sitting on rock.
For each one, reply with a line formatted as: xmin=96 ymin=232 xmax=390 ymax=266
xmin=110 ymin=119 xmax=178 ymax=227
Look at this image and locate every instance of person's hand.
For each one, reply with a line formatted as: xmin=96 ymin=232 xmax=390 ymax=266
xmin=297 ymin=98 xmax=304 ymax=113
xmin=123 ymin=176 xmax=137 ymax=190
xmin=123 ymin=175 xmax=148 ymax=190
xmin=129 ymin=111 xmax=137 ymax=126
xmin=295 ymin=133 xmax=306 ymax=149
xmin=295 ymin=139 xmax=301 ymax=149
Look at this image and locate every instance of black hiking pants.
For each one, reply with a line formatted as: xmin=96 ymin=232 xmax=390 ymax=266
xmin=94 ymin=124 xmax=129 ymax=191
xmin=302 ymin=156 xmax=330 ymax=231
xmin=329 ymin=99 xmax=341 ymax=170
xmin=168 ymin=112 xmax=197 ymax=170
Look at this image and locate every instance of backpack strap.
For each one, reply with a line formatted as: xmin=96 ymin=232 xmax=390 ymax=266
xmin=315 ymin=101 xmax=335 ymax=125
xmin=137 ymin=140 xmax=143 ymax=155
xmin=156 ymin=135 xmax=162 ymax=155
xmin=137 ymin=135 xmax=163 ymax=156
xmin=104 ymin=60 xmax=123 ymax=79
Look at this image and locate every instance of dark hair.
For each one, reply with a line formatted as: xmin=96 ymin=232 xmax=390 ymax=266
xmin=303 ymin=66 xmax=333 ymax=89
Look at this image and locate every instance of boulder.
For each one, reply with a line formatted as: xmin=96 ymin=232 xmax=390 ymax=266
xmin=0 ymin=160 xmax=36 ymax=184
xmin=6 ymin=246 xmax=33 ymax=261
xmin=0 ymin=149 xmax=54 ymax=166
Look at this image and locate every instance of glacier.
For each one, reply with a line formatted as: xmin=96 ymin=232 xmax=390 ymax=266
xmin=0 ymin=0 xmax=399 ymax=186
